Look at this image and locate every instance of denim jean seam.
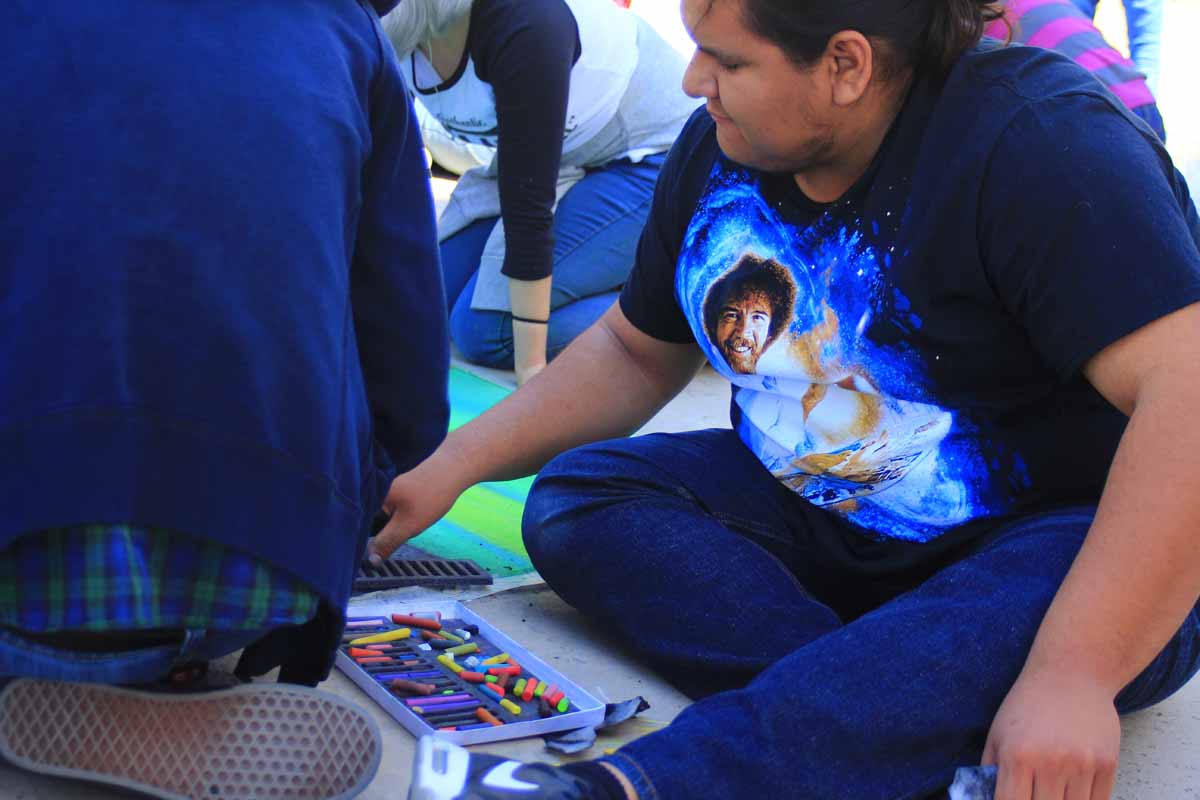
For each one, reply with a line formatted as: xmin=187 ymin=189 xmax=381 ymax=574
xmin=711 ymin=510 xmax=799 ymax=548
xmin=552 ymin=196 xmax=653 ymax=275
xmin=601 ymin=751 xmax=660 ymax=800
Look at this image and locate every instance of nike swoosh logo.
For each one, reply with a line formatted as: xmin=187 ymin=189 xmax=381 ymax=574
xmin=481 ymin=761 xmax=540 ymax=792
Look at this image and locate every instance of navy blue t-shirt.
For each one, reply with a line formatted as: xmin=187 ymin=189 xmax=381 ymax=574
xmin=621 ymin=43 xmax=1200 ymax=556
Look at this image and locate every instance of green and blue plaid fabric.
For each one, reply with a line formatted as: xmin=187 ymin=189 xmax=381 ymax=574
xmin=0 ymin=525 xmax=319 ymax=633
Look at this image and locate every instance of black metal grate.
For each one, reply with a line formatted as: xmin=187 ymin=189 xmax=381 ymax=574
xmin=353 ymin=557 xmax=492 ymax=592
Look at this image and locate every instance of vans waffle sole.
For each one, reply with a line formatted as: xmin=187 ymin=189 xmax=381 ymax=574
xmin=0 ymin=678 xmax=382 ymax=800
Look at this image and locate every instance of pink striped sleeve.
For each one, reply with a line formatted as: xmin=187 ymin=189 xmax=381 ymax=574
xmin=1027 ymin=17 xmax=1095 ymax=49
xmin=1106 ymin=78 xmax=1156 ymax=109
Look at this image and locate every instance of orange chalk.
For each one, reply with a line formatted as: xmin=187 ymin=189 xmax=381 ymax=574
xmin=475 ymin=707 xmax=503 ymax=727
xmin=459 ymin=671 xmax=487 ymax=684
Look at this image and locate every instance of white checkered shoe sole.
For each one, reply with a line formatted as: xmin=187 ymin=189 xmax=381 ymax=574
xmin=0 ymin=678 xmax=381 ymax=799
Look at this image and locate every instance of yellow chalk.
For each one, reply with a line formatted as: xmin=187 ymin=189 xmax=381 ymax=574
xmin=481 ymin=652 xmax=509 ymax=666
xmin=437 ymin=654 xmax=464 ymax=674
xmin=349 ymin=628 xmax=410 ymax=645
xmin=498 ymin=698 xmax=521 ymax=716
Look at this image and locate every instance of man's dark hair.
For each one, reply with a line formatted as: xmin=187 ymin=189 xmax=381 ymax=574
xmin=703 ymin=253 xmax=798 ymax=347
xmin=733 ymin=0 xmax=1004 ymax=77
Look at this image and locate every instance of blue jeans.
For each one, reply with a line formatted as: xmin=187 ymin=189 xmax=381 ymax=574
xmin=1071 ymin=0 xmax=1165 ymax=92
xmin=0 ymin=626 xmax=266 ymax=685
xmin=523 ymin=430 xmax=1200 ymax=800
xmin=440 ymin=153 xmax=665 ymax=369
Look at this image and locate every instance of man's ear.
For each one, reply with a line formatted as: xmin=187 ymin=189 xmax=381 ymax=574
xmin=823 ymin=30 xmax=875 ymax=106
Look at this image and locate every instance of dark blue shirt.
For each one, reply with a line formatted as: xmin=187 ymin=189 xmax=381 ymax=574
xmin=621 ymin=43 xmax=1200 ymax=561
xmin=0 ymin=0 xmax=449 ymax=652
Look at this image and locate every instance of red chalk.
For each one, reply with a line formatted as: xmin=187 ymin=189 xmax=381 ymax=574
xmin=459 ymin=671 xmax=487 ymax=684
xmin=521 ymin=679 xmax=537 ymax=703
xmin=348 ymin=648 xmax=383 ymax=658
xmin=420 ymin=630 xmax=448 ymax=641
xmin=391 ymin=613 xmax=442 ymax=631
xmin=487 ymin=665 xmax=521 ymax=677
xmin=389 ymin=679 xmax=436 ymax=696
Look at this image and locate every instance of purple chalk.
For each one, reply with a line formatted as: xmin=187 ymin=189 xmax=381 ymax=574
xmin=414 ymin=700 xmax=480 ymax=715
xmin=373 ymin=671 xmax=442 ymax=681
xmin=404 ymin=694 xmax=475 ymax=707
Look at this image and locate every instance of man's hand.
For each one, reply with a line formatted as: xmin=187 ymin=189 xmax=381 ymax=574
xmin=367 ymin=458 xmax=467 ymax=565
xmin=983 ymin=667 xmax=1120 ymax=800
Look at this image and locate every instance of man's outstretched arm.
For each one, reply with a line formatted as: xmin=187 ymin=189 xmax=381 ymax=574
xmin=369 ymin=303 xmax=705 ymax=560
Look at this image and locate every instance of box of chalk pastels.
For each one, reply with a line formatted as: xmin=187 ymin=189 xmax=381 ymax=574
xmin=336 ymin=600 xmax=605 ymax=745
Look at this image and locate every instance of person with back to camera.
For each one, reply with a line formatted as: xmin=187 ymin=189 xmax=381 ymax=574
xmin=377 ymin=0 xmax=1200 ymax=798
xmin=382 ymin=0 xmax=699 ymax=384
xmin=0 ymin=1 xmax=449 ymax=798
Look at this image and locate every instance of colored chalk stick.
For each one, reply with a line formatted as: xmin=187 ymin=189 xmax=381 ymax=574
xmin=428 ymin=639 xmax=459 ymax=650
xmin=479 ymin=685 xmax=503 ymax=702
xmin=388 ymin=679 xmax=437 ymax=696
xmin=476 ymin=707 xmax=504 ymax=727
xmin=412 ymin=700 xmax=480 ymax=715
xmin=390 ymin=613 xmax=442 ymax=631
xmin=348 ymin=647 xmax=388 ymax=658
xmin=498 ymin=698 xmax=521 ymax=716
xmin=513 ymin=679 xmax=527 ymax=696
xmin=556 ymin=697 xmax=570 ymax=713
xmin=435 ymin=630 xmax=464 ymax=644
xmin=349 ymin=628 xmax=410 ymax=645
xmin=405 ymin=693 xmax=475 ymax=706
xmin=373 ymin=671 xmax=442 ymax=682
xmin=533 ymin=681 xmax=547 ymax=698
xmin=459 ymin=671 xmax=487 ymax=684
xmin=345 ymin=618 xmax=388 ymax=628
xmin=523 ymin=680 xmax=538 ymax=702
xmin=488 ymin=665 xmax=521 ymax=677
xmin=481 ymin=652 xmax=509 ymax=666
xmin=420 ymin=630 xmax=447 ymax=641
xmin=354 ymin=657 xmax=395 ymax=665
xmin=455 ymin=722 xmax=495 ymax=731
xmin=446 ymin=643 xmax=478 ymax=656
xmin=437 ymin=655 xmax=464 ymax=673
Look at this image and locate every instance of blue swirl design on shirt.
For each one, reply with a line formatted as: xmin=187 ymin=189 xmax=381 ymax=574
xmin=677 ymin=162 xmax=1027 ymax=543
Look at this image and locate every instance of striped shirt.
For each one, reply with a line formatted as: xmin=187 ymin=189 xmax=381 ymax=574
xmin=987 ymin=0 xmax=1154 ymax=111
xmin=0 ymin=525 xmax=319 ymax=634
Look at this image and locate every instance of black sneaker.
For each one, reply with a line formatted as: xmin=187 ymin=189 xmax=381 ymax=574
xmin=408 ymin=737 xmax=597 ymax=800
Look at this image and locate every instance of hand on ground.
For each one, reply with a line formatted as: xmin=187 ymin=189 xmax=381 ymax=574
xmin=367 ymin=466 xmax=462 ymax=564
xmin=983 ymin=667 xmax=1120 ymax=800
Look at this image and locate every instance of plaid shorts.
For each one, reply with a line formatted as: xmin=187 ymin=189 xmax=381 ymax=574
xmin=0 ymin=525 xmax=319 ymax=634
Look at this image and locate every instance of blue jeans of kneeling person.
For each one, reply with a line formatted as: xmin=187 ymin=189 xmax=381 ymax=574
xmin=522 ymin=429 xmax=1200 ymax=800
xmin=441 ymin=153 xmax=664 ymax=370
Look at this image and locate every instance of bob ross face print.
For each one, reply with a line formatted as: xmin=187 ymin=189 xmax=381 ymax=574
xmin=678 ymin=160 xmax=1029 ymax=544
